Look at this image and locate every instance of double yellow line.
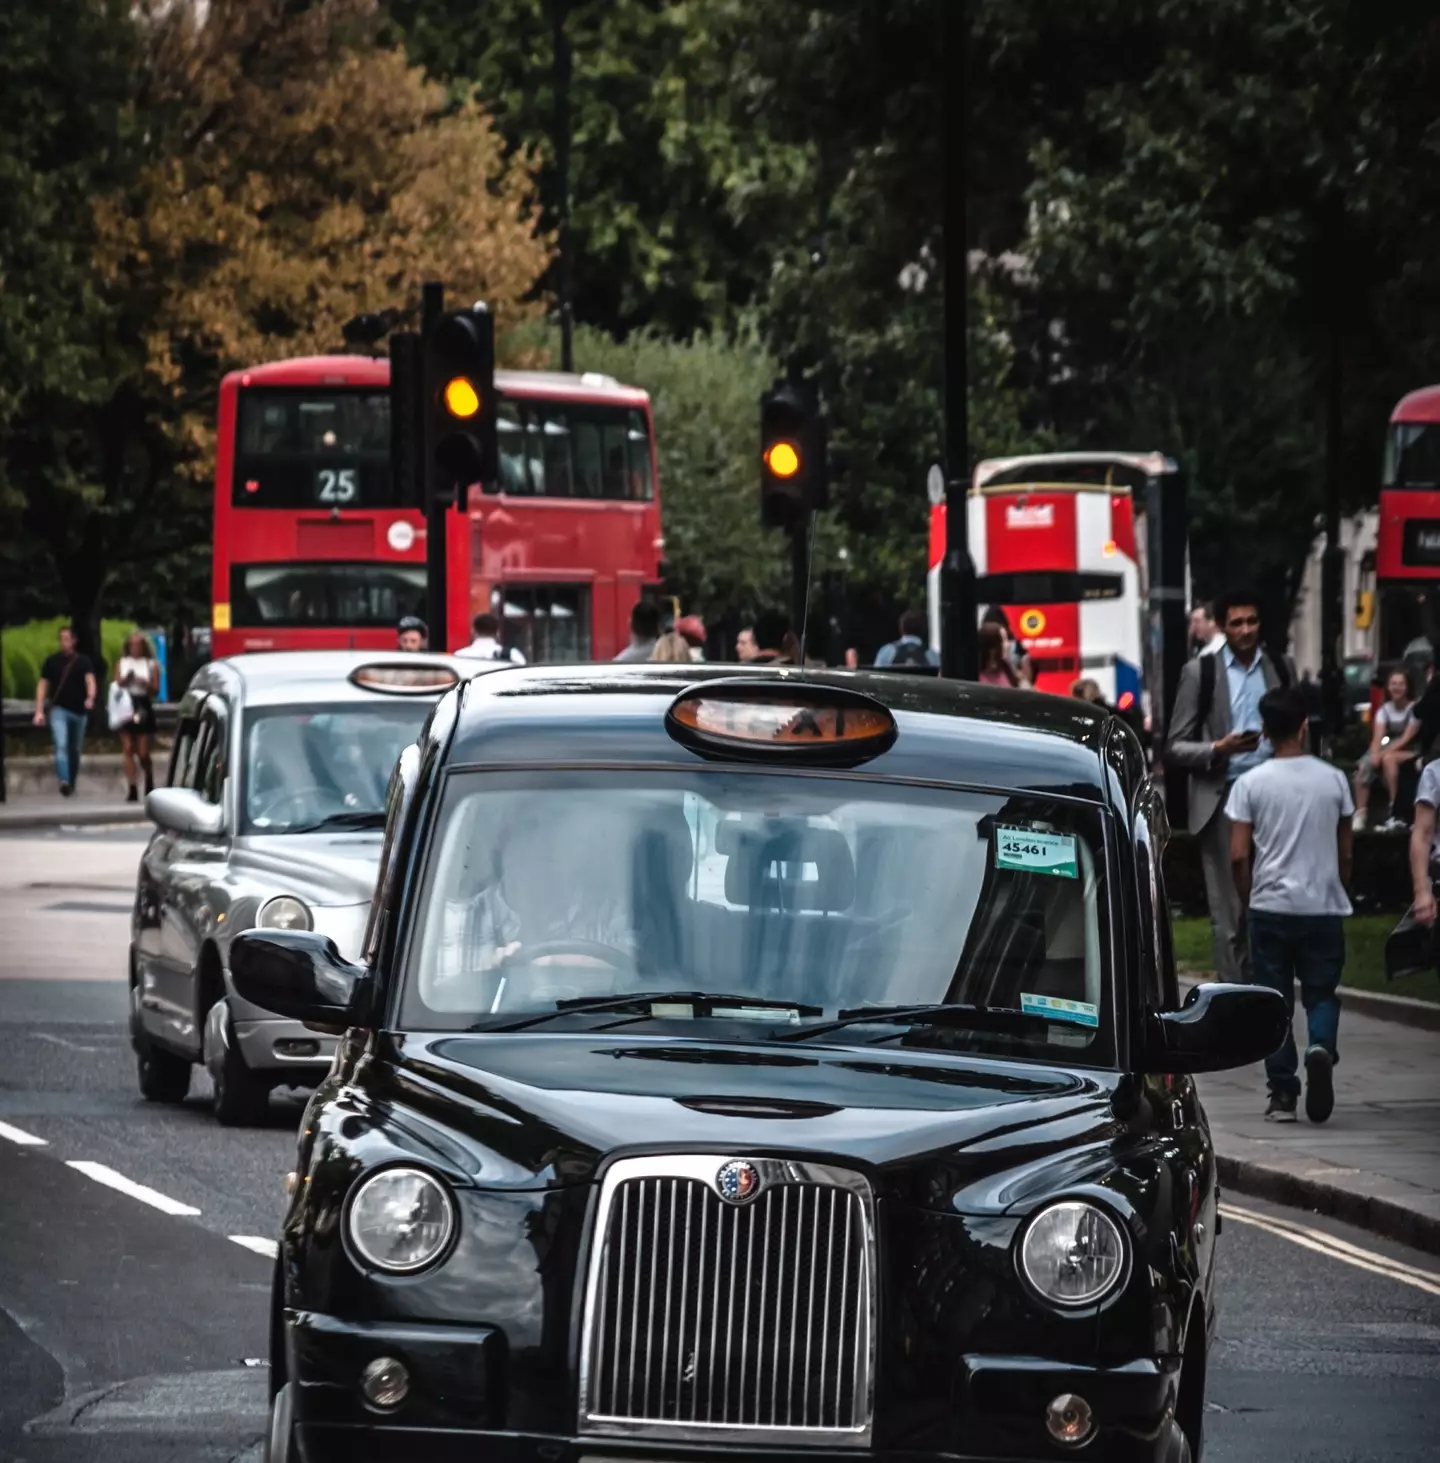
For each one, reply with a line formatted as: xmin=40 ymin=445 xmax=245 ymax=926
xmin=1220 ymin=1202 xmax=1440 ymax=1296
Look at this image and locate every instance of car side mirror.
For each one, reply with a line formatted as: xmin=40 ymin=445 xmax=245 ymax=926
xmin=1146 ymin=982 xmax=1288 ymax=1074
xmin=146 ymin=787 xmax=225 ymax=838
xmin=230 ymin=930 xmax=370 ymax=1033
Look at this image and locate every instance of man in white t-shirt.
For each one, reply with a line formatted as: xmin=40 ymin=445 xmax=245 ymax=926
xmin=1227 ymin=685 xmax=1352 ymax=1125
xmin=456 ymin=612 xmax=525 ymax=664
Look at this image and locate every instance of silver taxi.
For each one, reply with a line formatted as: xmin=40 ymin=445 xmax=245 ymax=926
xmin=128 ymin=651 xmax=478 ymax=1123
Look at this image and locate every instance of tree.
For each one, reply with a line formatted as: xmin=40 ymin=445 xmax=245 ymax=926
xmin=5 ymin=0 xmax=553 ymax=651
xmin=393 ymin=0 xmax=809 ymax=337
xmin=1004 ymin=0 xmax=1440 ymax=609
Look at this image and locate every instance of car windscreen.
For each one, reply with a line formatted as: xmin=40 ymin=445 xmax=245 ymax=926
xmin=241 ymin=703 xmax=433 ymax=834
xmin=399 ymin=770 xmax=1116 ymax=1066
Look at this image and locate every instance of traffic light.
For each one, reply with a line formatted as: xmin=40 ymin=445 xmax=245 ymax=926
xmin=760 ymin=380 xmax=826 ymax=528
xmin=424 ymin=304 xmax=497 ymax=504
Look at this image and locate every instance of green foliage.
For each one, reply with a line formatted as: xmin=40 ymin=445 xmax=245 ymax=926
xmin=394 ymin=0 xmax=808 ymax=337
xmin=514 ymin=321 xmax=791 ymax=621
xmin=2 ymin=616 xmax=137 ymax=700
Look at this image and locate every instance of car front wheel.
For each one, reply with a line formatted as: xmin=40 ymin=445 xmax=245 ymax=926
xmin=132 ymin=981 xmax=191 ymax=1103
xmin=204 ymin=998 xmax=270 ymax=1126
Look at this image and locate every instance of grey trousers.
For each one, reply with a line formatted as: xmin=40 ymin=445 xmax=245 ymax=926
xmin=1198 ymin=807 xmax=1250 ymax=983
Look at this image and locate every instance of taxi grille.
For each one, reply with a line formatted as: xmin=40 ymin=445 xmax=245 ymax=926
xmin=578 ymin=1157 xmax=875 ymax=1444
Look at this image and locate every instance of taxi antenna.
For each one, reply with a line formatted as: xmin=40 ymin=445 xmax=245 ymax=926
xmin=797 ymin=511 xmax=818 ymax=666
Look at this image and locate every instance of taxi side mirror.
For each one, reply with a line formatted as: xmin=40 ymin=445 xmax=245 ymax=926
xmin=1146 ymin=982 xmax=1288 ymax=1074
xmin=230 ymin=929 xmax=370 ymax=1033
xmin=146 ymin=787 xmax=225 ymax=839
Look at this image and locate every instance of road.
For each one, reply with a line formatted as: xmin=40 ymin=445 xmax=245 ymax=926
xmin=0 ymin=825 xmax=1437 ymax=1461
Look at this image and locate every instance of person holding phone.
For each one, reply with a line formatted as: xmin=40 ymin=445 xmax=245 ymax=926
xmin=1166 ymin=588 xmax=1294 ymax=982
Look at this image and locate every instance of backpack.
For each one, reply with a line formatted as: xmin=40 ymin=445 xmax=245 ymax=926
xmin=1197 ymin=649 xmax=1290 ymax=727
xmin=889 ymin=639 xmax=931 ymax=667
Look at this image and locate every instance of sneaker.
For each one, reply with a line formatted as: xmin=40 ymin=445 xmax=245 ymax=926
xmin=59 ymin=782 xmax=73 ymax=798
xmin=1265 ymin=1093 xmax=1298 ymax=1123
xmin=1351 ymin=809 xmax=1367 ymax=833
xmin=1379 ymin=816 xmax=1408 ymax=833
xmin=1304 ymin=1045 xmax=1335 ymax=1124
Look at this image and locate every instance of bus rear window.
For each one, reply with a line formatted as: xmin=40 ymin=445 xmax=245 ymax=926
xmin=976 ymin=572 xmax=1123 ymax=603
xmin=230 ymin=563 xmax=426 ymax=627
xmin=233 ymin=388 xmax=398 ymax=508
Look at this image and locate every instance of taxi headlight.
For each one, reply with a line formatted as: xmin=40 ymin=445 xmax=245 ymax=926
xmin=257 ymin=895 xmax=312 ymax=932
xmin=347 ymin=1167 xmax=455 ymax=1274
xmin=1019 ymin=1200 xmax=1128 ymax=1308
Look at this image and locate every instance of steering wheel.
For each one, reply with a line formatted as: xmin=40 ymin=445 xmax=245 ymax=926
xmin=251 ymin=785 xmax=344 ymax=826
xmin=496 ymin=938 xmax=634 ymax=971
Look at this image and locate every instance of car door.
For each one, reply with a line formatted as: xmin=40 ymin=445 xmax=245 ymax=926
xmin=135 ymin=692 xmax=205 ymax=1047
xmin=1135 ymin=784 xmax=1215 ymax=1290
xmin=154 ymin=696 xmax=233 ymax=1052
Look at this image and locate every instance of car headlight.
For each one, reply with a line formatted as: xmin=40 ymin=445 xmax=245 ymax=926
xmin=347 ymin=1167 xmax=456 ymax=1274
xmin=257 ymin=895 xmax=312 ymax=931
xmin=1019 ymin=1200 xmax=1128 ymax=1308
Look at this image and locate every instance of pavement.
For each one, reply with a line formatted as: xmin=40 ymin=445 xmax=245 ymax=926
xmin=0 ymin=825 xmax=1438 ymax=1460
xmin=0 ymin=770 xmax=147 ymax=830
xmin=1197 ymin=1002 xmax=1440 ymax=1257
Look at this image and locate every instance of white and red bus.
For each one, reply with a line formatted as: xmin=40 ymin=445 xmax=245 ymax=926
xmin=929 ymin=452 xmax=1180 ymax=709
xmin=211 ymin=355 xmax=663 ymax=660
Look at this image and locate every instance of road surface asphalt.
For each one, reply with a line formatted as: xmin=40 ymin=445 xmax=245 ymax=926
xmin=0 ymin=825 xmax=1437 ymax=1462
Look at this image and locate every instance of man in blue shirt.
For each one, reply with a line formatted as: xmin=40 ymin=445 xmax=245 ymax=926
xmin=874 ymin=610 xmax=939 ymax=668
xmin=1167 ymin=588 xmax=1290 ymax=981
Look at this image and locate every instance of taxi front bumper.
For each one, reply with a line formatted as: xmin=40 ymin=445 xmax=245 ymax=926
xmin=285 ymin=1311 xmax=1185 ymax=1463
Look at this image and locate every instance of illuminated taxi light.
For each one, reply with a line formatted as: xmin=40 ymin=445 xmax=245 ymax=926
xmin=674 ymin=697 xmax=891 ymax=744
xmin=765 ymin=441 xmax=802 ymax=479
xmin=443 ymin=377 xmax=481 ymax=418
xmin=1117 ymin=690 xmax=1136 ymax=711
xmin=350 ymin=664 xmax=460 ymax=695
xmin=1102 ymin=539 xmax=1117 ymax=556
xmin=666 ymin=681 xmax=897 ymax=762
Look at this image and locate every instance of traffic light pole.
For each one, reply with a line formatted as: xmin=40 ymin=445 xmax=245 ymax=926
xmin=940 ymin=0 xmax=978 ymax=681
xmin=422 ymin=281 xmax=448 ymax=651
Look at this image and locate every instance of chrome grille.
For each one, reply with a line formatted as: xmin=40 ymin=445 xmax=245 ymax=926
xmin=578 ymin=1155 xmax=876 ymax=1446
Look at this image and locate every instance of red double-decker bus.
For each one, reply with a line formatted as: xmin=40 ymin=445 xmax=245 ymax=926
xmin=1375 ymin=385 xmax=1440 ymax=671
xmin=211 ymin=356 xmax=662 ymax=660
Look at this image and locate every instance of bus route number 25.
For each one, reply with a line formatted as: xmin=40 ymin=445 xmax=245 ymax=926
xmin=315 ymin=468 xmax=359 ymax=504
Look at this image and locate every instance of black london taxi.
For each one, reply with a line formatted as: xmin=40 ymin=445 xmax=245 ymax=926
xmin=232 ymin=666 xmax=1286 ymax=1463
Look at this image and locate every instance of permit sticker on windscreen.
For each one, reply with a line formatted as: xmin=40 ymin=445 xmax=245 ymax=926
xmin=995 ymin=826 xmax=1079 ymax=879
xmin=1020 ymin=993 xmax=1099 ymax=1028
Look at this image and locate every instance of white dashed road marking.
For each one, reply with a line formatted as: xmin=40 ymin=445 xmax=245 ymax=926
xmin=0 ymin=1119 xmax=47 ymax=1146
xmin=1221 ymin=1202 xmax=1440 ymax=1296
xmin=229 ymin=1235 xmax=279 ymax=1259
xmin=66 ymin=1160 xmax=202 ymax=1217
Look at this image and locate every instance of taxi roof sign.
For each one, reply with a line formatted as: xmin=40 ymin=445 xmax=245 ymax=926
xmin=665 ymin=679 xmax=897 ymax=764
xmin=349 ymin=663 xmax=461 ymax=695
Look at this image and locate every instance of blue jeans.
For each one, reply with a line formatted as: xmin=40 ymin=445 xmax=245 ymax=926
xmin=50 ymin=707 xmax=87 ymax=787
xmin=1249 ymin=911 xmax=1344 ymax=1099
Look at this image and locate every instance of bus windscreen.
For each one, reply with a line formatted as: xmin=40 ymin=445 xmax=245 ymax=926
xmin=233 ymin=388 xmax=395 ymax=508
xmin=976 ymin=571 xmax=1123 ymax=603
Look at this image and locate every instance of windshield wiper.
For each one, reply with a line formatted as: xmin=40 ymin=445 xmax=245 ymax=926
xmin=482 ymin=991 xmax=823 ymax=1034
xmin=775 ymin=1002 xmax=1060 ymax=1044
xmin=281 ymin=810 xmax=388 ymax=834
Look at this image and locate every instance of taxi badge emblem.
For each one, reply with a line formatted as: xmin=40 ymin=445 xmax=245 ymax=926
xmin=716 ymin=1160 xmax=761 ymax=1205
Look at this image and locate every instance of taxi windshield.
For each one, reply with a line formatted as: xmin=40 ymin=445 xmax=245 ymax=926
xmin=241 ymin=703 xmax=432 ymax=834
xmin=400 ymin=770 xmax=1115 ymax=1065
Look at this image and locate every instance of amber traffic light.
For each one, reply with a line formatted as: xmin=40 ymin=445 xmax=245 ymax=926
xmin=424 ymin=305 xmax=497 ymax=503
xmin=443 ymin=376 xmax=481 ymax=419
xmin=760 ymin=381 xmax=825 ymax=527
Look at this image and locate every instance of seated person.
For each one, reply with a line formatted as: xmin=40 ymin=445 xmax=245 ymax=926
xmin=1354 ymin=669 xmax=1418 ymax=830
